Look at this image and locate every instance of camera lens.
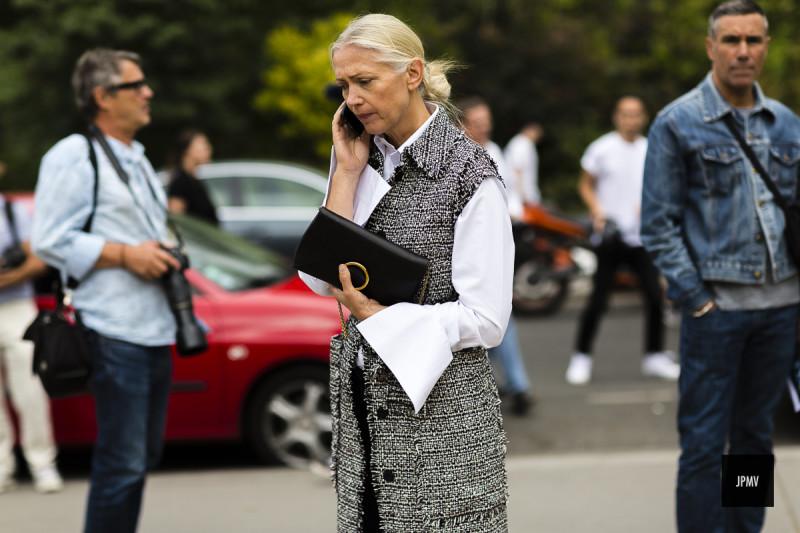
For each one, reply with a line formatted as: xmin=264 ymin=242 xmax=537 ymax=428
xmin=160 ymin=246 xmax=208 ymax=357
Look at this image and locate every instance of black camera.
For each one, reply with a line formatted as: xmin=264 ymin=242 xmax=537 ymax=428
xmin=1 ymin=244 xmax=27 ymax=271
xmin=160 ymin=245 xmax=208 ymax=357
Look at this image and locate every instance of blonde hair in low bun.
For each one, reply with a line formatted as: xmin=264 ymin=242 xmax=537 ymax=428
xmin=330 ymin=14 xmax=460 ymax=120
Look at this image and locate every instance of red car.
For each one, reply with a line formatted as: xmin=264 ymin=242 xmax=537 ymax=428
xmin=31 ymin=212 xmax=341 ymax=468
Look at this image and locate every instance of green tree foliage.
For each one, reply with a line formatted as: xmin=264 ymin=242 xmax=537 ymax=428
xmin=1 ymin=0 xmax=800 ymax=215
xmin=0 ymin=0 xmax=308 ymax=189
xmin=254 ymin=14 xmax=351 ymax=159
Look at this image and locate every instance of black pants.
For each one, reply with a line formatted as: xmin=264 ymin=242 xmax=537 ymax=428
xmin=351 ymin=366 xmax=381 ymax=532
xmin=575 ymin=240 xmax=664 ymax=355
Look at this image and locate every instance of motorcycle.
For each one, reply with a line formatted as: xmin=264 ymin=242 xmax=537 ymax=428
xmin=511 ymin=204 xmax=593 ymax=315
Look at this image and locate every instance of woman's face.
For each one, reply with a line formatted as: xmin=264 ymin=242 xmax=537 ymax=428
xmin=333 ymin=45 xmax=419 ymax=145
xmin=185 ymin=134 xmax=212 ymax=167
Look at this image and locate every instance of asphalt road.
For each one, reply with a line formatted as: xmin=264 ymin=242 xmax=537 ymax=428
xmin=9 ymin=283 xmax=800 ymax=533
xmin=503 ymin=285 xmax=800 ymax=455
xmin=505 ymin=287 xmax=685 ymax=455
xmin=50 ymin=282 xmax=800 ymax=477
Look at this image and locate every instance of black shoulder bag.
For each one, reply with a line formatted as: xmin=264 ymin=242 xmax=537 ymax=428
xmin=722 ymin=113 xmax=800 ymax=409
xmin=23 ymin=133 xmax=99 ymax=398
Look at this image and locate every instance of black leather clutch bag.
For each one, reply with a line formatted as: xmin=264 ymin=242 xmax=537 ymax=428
xmin=292 ymin=207 xmax=430 ymax=306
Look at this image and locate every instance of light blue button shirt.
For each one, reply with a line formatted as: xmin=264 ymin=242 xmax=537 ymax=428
xmin=0 ymin=196 xmax=34 ymax=305
xmin=32 ymin=133 xmax=176 ymax=346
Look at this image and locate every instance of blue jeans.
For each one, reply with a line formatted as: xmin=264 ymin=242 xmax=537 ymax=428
xmin=488 ymin=315 xmax=531 ymax=395
xmin=84 ymin=331 xmax=173 ymax=533
xmin=676 ymin=304 xmax=798 ymax=533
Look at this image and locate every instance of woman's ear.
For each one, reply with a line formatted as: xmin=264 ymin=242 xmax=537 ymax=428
xmin=406 ymin=57 xmax=424 ymax=91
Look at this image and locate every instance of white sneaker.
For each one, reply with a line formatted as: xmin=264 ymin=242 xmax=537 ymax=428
xmin=642 ymin=351 xmax=680 ymax=380
xmin=566 ymin=353 xmax=593 ymax=385
xmin=0 ymin=468 xmax=16 ymax=494
xmin=32 ymin=466 xmax=63 ymax=494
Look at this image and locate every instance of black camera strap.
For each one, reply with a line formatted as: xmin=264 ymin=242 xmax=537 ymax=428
xmin=86 ymin=125 xmax=186 ymax=249
xmin=87 ymin=125 xmax=164 ymax=239
xmin=3 ymin=196 xmax=20 ymax=247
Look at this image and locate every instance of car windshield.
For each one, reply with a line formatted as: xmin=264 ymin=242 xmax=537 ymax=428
xmin=170 ymin=214 xmax=293 ymax=291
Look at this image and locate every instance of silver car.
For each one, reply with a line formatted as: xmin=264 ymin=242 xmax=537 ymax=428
xmin=166 ymin=160 xmax=328 ymax=258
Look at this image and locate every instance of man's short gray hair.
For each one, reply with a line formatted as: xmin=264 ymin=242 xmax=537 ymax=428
xmin=72 ymin=48 xmax=141 ymax=120
xmin=708 ymin=0 xmax=768 ymax=39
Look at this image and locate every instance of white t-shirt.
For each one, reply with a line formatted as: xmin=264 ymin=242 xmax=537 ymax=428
xmin=504 ymin=133 xmax=541 ymax=210
xmin=483 ymin=140 xmax=523 ymax=219
xmin=581 ymin=131 xmax=647 ymax=246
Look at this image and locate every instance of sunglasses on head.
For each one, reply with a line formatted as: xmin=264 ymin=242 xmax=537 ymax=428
xmin=106 ymin=79 xmax=147 ymax=92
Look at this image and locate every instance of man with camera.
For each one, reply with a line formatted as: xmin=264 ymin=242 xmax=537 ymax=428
xmin=0 ymin=191 xmax=63 ymax=494
xmin=32 ymin=49 xmax=183 ymax=533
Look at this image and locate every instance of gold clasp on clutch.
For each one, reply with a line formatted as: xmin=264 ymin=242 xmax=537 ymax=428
xmin=339 ymin=262 xmax=369 ymax=339
xmin=344 ymin=262 xmax=369 ymax=291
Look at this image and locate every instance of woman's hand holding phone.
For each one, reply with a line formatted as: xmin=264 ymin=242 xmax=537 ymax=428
xmin=328 ymin=103 xmax=370 ymax=220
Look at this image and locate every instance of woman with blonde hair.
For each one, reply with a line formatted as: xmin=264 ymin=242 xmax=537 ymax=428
xmin=299 ymin=13 xmax=513 ymax=532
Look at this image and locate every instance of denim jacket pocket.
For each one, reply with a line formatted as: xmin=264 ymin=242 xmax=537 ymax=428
xmin=699 ymin=145 xmax=743 ymax=194
xmin=768 ymin=143 xmax=800 ymax=199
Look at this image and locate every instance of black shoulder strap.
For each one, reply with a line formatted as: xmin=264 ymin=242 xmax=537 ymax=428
xmin=64 ymin=133 xmax=101 ymax=292
xmin=86 ymin=125 xmax=185 ymax=249
xmin=87 ymin=124 xmax=130 ymax=185
xmin=82 ymin=131 xmax=100 ymax=232
xmin=722 ymin=112 xmax=791 ymax=214
xmin=3 ymin=197 xmax=19 ymax=245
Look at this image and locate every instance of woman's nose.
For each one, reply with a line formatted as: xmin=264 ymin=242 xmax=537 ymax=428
xmin=345 ymin=87 xmax=362 ymax=107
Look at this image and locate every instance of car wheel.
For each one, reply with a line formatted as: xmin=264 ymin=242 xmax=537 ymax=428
xmin=246 ymin=365 xmax=332 ymax=468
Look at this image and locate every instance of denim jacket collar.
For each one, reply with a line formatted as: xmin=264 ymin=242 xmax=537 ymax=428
xmin=700 ymin=72 xmax=774 ymax=123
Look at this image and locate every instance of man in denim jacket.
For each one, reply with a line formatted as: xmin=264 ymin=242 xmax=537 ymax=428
xmin=641 ymin=1 xmax=800 ymax=532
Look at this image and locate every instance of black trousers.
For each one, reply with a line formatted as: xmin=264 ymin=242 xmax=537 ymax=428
xmin=575 ymin=239 xmax=664 ymax=355
xmin=351 ymin=366 xmax=382 ymax=532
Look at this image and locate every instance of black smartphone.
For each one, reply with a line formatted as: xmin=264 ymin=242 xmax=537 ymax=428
xmin=341 ymin=104 xmax=365 ymax=136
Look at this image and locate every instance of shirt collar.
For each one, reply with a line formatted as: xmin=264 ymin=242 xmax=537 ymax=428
xmin=700 ymin=71 xmax=774 ymax=122
xmin=366 ymin=104 xmax=464 ymax=182
xmin=373 ymin=104 xmax=439 ymax=162
xmin=104 ymin=135 xmax=146 ymax=166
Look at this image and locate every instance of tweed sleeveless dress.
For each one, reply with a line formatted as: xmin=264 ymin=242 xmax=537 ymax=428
xmin=328 ymin=110 xmax=509 ymax=532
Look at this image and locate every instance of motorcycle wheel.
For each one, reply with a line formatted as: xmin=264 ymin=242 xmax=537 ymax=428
xmin=512 ymin=258 xmax=570 ymax=316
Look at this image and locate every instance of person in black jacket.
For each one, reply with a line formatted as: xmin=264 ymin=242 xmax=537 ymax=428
xmin=167 ymin=129 xmax=218 ymax=225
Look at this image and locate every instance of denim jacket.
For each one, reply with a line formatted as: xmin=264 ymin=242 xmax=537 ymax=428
xmin=641 ymin=73 xmax=800 ymax=311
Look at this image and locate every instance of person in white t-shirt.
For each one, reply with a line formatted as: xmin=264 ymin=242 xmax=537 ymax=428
xmin=459 ymin=97 xmax=534 ymax=415
xmin=0 ymin=192 xmax=63 ymax=494
xmin=566 ymin=96 xmax=679 ymax=385
xmin=504 ymin=121 xmax=543 ymax=218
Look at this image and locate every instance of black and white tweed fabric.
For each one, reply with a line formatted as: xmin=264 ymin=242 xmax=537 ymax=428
xmin=329 ymin=110 xmax=509 ymax=532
